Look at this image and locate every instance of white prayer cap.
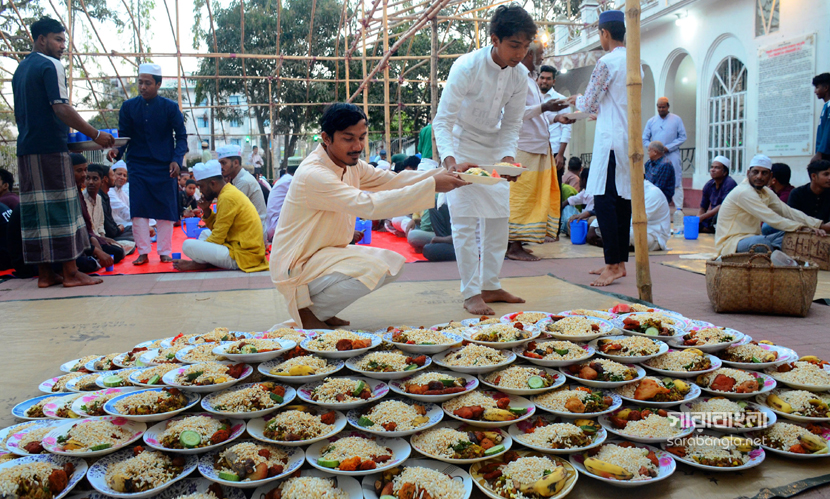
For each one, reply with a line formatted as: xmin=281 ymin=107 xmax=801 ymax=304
xmin=712 ymin=155 xmax=731 ymax=169
xmin=217 ymin=144 xmax=242 ymax=159
xmin=112 ymin=160 xmax=127 ymax=171
xmin=749 ymin=154 xmax=772 ymax=170
xmin=138 ymin=63 xmax=162 ymax=76
xmin=191 ymin=162 xmax=204 ymax=173
xmin=193 ymin=160 xmax=222 ymax=181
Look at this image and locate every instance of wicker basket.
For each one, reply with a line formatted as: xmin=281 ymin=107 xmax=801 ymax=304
xmin=706 ymin=245 xmax=819 ymax=317
xmin=782 ymin=230 xmax=830 ymax=271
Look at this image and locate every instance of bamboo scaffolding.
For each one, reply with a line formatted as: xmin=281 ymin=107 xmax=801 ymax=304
xmin=382 ymin=0 xmax=390 ymax=155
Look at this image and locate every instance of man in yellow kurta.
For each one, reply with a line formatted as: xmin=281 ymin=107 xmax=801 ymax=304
xmin=174 ymin=159 xmax=269 ymax=272
xmin=270 ymin=103 xmax=469 ymax=328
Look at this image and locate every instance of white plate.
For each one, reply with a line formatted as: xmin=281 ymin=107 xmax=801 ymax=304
xmin=39 ymin=375 xmax=70 ymax=394
xmin=85 ymin=355 xmax=121 ymax=372
xmin=0 ymin=453 xmax=87 ymax=499
xmin=43 ymin=417 xmax=146 ymax=457
xmin=95 ymin=368 xmax=141 ymax=389
xmin=43 ymin=393 xmax=84 ymax=419
xmin=532 ymin=390 xmax=623 ymax=418
xmin=70 ymin=387 xmax=142 ymax=418
xmin=432 ymin=347 xmax=516 ymax=375
xmin=197 ymin=439 xmax=304 ymax=488
xmin=558 ymin=363 xmax=646 ymax=389
xmin=478 ymin=365 xmax=566 ymax=395
xmin=442 ymin=390 xmax=536 ymax=428
xmin=162 ymin=363 xmax=254 ymax=393
xmin=87 ymin=447 xmax=198 ymax=498
xmin=512 ymin=341 xmax=595 ymax=368
xmin=127 ymin=366 xmax=177 ymax=388
xmin=176 ymin=345 xmax=231 ymax=364
xmin=103 ymin=387 xmax=201 ymax=422
xmin=678 ymin=398 xmax=776 ymax=433
xmin=60 ymin=357 xmax=99 ymax=373
xmin=5 ymin=420 xmax=64 ymax=455
xmin=345 ymin=352 xmax=433 ymax=380
xmin=472 ymin=451 xmax=577 ymax=499
xmin=765 ymin=364 xmax=830 ymax=391
xmin=297 ymin=377 xmax=388 ymax=409
xmin=667 ymin=328 xmax=746 ymax=353
xmin=641 ymin=350 xmax=723 ymax=378
xmin=306 ymin=431 xmax=411 ymax=475
xmin=457 ymin=172 xmax=503 ymax=185
xmin=748 ymin=422 xmax=830 ymax=459
xmin=256 ymin=469 xmax=363 ymax=499
xmin=247 ymin=409 xmax=347 ymax=447
xmin=598 ymin=409 xmax=695 ymax=443
xmin=508 ymin=415 xmax=607 ymax=454
xmin=143 ymin=413 xmax=246 ymax=454
xmin=382 ymin=330 xmax=464 ymax=354
xmin=12 ymin=393 xmax=78 ymax=420
xmin=138 ymin=348 xmax=183 ymax=367
xmin=463 ymin=325 xmax=540 ymax=350
xmin=301 ymin=331 xmax=382 ymax=359
xmin=569 ymin=440 xmax=676 ymax=487
xmin=557 ymin=309 xmax=618 ymax=321
xmin=0 ymin=421 xmax=45 ymax=451
xmin=134 ymin=339 xmax=165 ymax=349
xmin=499 ymin=311 xmax=556 ymax=327
xmin=717 ymin=343 xmax=797 ymax=370
xmin=66 ymin=373 xmax=108 ymax=393
xmin=755 ymin=391 xmax=830 ymax=422
xmin=614 ymin=378 xmax=702 ymax=408
xmin=660 ymin=430 xmax=766 ymax=471
xmin=347 ymin=398 xmax=443 ymax=437
xmin=614 ymin=312 xmax=688 ymax=338
xmin=258 ymin=357 xmax=346 ymax=384
xmin=410 ymin=420 xmax=513 ymax=464
xmin=113 ymin=350 xmax=150 ymax=369
xmin=388 ymin=371 xmax=479 ymax=403
xmin=362 ymin=458 xmax=472 ymax=499
xmin=616 ymin=310 xmax=692 ymax=331
xmin=537 ymin=316 xmax=617 ymax=342
xmin=697 ymin=371 xmax=777 ymax=399
xmin=589 ymin=336 xmax=669 ymax=363
xmin=201 ymin=382 xmax=296 ymax=419
xmin=111 ymin=478 xmax=247 ymax=499
xmin=212 ymin=339 xmax=296 ymax=363
xmin=188 ymin=331 xmax=255 ymax=345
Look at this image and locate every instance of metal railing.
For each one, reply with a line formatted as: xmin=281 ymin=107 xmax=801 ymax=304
xmin=578 ymin=148 xmax=696 ymax=177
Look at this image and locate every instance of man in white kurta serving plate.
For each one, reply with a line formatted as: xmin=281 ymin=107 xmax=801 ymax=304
xmin=433 ymin=4 xmax=537 ymax=315
xmin=567 ymin=9 xmax=637 ymax=287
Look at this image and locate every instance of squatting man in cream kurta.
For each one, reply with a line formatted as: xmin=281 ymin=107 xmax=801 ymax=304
xmin=270 ymin=103 xmax=469 ymax=329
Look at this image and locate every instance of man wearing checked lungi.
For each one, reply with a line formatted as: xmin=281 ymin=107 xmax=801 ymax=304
xmin=107 ymin=63 xmax=188 ymax=265
xmin=12 ymin=17 xmax=115 ymax=288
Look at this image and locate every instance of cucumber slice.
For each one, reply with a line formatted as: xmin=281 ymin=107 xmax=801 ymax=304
xmin=645 ymin=327 xmax=659 ymax=337
xmin=527 ymin=376 xmax=545 ymax=389
xmin=352 ymin=380 xmax=366 ymax=397
xmin=440 ymin=379 xmax=456 ymax=387
xmin=270 ymin=393 xmax=284 ymax=404
xmin=554 ymin=348 xmax=569 ymax=356
xmin=89 ymin=443 xmax=112 ymax=451
xmin=102 ymin=375 xmax=123 ymax=387
xmin=404 ymin=364 xmax=419 ymax=371
xmin=148 ymin=374 xmax=161 ymax=385
xmin=317 ymin=458 xmax=340 ymax=468
xmin=135 ymin=360 xmax=146 ymax=367
xmin=357 ymin=416 xmax=374 ymax=427
xmin=218 ymin=471 xmax=240 ymax=481
xmin=508 ymin=407 xmax=528 ymax=416
xmin=484 ymin=444 xmax=505 ymax=455
xmin=380 ymin=496 xmax=397 ymax=499
xmin=179 ymin=430 xmax=201 ymax=448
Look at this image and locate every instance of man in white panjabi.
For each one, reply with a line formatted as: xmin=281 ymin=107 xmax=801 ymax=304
xmin=433 ymin=4 xmax=539 ymax=315
xmin=270 ymin=103 xmax=468 ymax=329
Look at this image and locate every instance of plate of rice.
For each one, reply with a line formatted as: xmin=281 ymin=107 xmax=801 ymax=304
xmin=123 ymin=477 xmax=246 ymax=499
xmin=0 ymin=453 xmax=87 ymax=499
xmin=345 ymin=351 xmax=432 ymax=380
xmin=716 ymin=342 xmax=795 ymax=370
xmin=297 ymin=377 xmax=388 ymax=409
xmin=667 ymin=327 xmax=745 ymax=352
xmin=614 ymin=377 xmax=700 ymax=407
xmin=201 ymin=382 xmax=296 ymax=419
xmin=188 ymin=329 xmax=254 ymax=345
xmin=432 ymin=344 xmax=516 ymax=375
xmin=301 ymin=331 xmax=381 ymax=359
xmin=531 ymin=387 xmax=622 ymax=418
xmin=410 ymin=421 xmax=511 ymax=464
xmin=198 ymin=440 xmax=304 ymax=488
xmin=5 ymin=420 xmax=64 ymax=456
xmin=758 ymin=389 xmax=830 ymax=422
xmin=66 ymin=373 xmax=113 ymax=393
xmin=661 ymin=430 xmax=765 ymax=471
xmin=695 ymin=368 xmax=776 ymax=399
xmin=86 ymin=447 xmax=198 ymax=498
xmin=85 ymin=353 xmax=122 ymax=372
xmin=42 ymin=417 xmax=146 ymax=457
xmin=113 ymin=347 xmax=152 ymax=369
xmin=464 ymin=324 xmax=539 ymax=349
xmin=143 ymin=413 xmax=246 ymax=454
xmin=749 ymin=421 xmax=830 ymax=458
xmin=460 ymin=317 xmax=504 ymax=328
xmin=259 ymin=355 xmax=345 ymax=384
xmin=470 ymin=451 xmax=577 ymax=499
xmin=42 ymin=393 xmax=83 ymax=419
xmin=537 ymin=316 xmax=615 ymax=342
xmin=175 ymin=345 xmax=230 ymax=364
xmin=640 ymin=349 xmax=721 ymax=378
xmin=134 ymin=338 xmax=167 ymax=350
xmin=95 ymin=368 xmax=142 ymax=389
xmin=212 ymin=339 xmax=296 ymax=364
xmin=614 ymin=313 xmax=686 ymax=339
xmin=60 ymin=355 xmax=101 ymax=373
xmin=679 ymin=397 xmax=776 ymax=433
xmin=255 ymin=469 xmax=362 ymax=499
xmin=441 ymin=390 xmax=535 ymax=428
xmin=13 ymin=393 xmax=79 ymax=420
xmin=256 ymin=327 xmax=315 ymax=345
xmin=509 ymin=415 xmax=607 ymax=454
xmin=513 ymin=340 xmax=595 ymax=367
xmin=569 ymin=440 xmax=675 ymax=487
xmin=389 ymin=371 xmax=478 ymax=403
xmin=557 ymin=309 xmax=618 ymax=321
xmin=383 ymin=328 xmax=464 ymax=354
xmin=765 ymin=360 xmax=830 ymax=391
xmin=128 ymin=365 xmax=181 ymax=388
xmin=598 ymin=407 xmax=695 ymax=443
xmin=246 ymin=407 xmax=346 ymax=447
xmin=558 ymin=360 xmax=645 ymax=388
xmin=361 ymin=458 xmax=472 ymax=499
xmin=305 ymin=431 xmax=411 ymax=476
xmin=615 ymin=310 xmax=691 ymax=331
xmin=347 ymin=398 xmax=443 ymax=437
xmin=0 ymin=421 xmax=42 ymax=451
xmin=39 ymin=372 xmax=88 ymax=394
xmin=478 ymin=365 xmax=564 ymax=395
xmin=589 ymin=336 xmax=668 ymax=363
xmin=104 ymin=387 xmax=201 ymax=422
xmin=162 ymin=362 xmax=254 ymax=393
xmin=138 ymin=347 xmax=187 ymax=366
xmin=72 ymin=387 xmax=142 ymax=418
xmin=161 ymin=334 xmax=201 ymax=348
xmin=500 ymin=311 xmax=556 ymax=328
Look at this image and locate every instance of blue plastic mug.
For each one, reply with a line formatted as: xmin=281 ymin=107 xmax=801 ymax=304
xmin=684 ymin=216 xmax=700 ymax=240
xmin=570 ymin=220 xmax=588 ymax=245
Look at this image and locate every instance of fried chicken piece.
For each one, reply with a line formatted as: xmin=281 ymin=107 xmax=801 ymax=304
xmin=398 ymin=483 xmax=417 ymax=499
xmin=358 ymin=460 xmax=377 ymax=471
xmin=320 ymin=411 xmax=336 ymax=425
xmin=496 ymin=398 xmax=510 ymax=409
xmin=48 ymin=469 xmax=68 ymax=493
xmin=353 ymin=339 xmax=373 ymax=349
xmin=579 ymin=366 xmax=598 ymax=380
xmin=339 ymin=457 xmax=362 ymax=471
xmin=211 ymin=429 xmax=231 ymax=444
xmin=382 ymin=422 xmax=397 ymax=431
xmin=564 ymin=397 xmax=585 ymax=413
xmin=735 ymin=380 xmax=759 ymax=393
xmin=633 ymin=378 xmax=670 ymax=401
xmin=335 ymin=339 xmax=354 ymax=351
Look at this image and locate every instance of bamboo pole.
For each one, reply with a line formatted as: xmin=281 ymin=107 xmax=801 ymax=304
xmin=625 ymin=0 xmax=651 ymax=303
xmin=66 ymin=0 xmax=73 ymax=105
xmin=361 ymin=0 xmax=369 ymax=153
xmin=382 ymin=0 xmax=391 ymax=156
xmin=475 ymin=20 xmax=479 ymax=49
xmin=76 ymin=0 xmax=131 ymax=97
xmin=0 ymin=50 xmax=469 ymax=61
xmin=268 ymin=78 xmax=274 ymax=178
xmin=175 ymin=0 xmax=183 ymax=111
xmin=429 ymin=17 xmax=438 ymax=158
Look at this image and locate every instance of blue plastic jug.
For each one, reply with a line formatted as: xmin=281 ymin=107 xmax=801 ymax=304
xmin=355 ymin=218 xmax=373 ymax=245
xmin=570 ymin=220 xmax=588 ymax=245
xmin=181 ymin=217 xmax=204 ymax=239
xmin=684 ymin=216 xmax=700 ymax=240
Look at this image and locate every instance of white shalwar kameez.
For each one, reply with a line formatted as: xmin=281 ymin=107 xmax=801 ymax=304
xmin=433 ymin=46 xmax=528 ymax=299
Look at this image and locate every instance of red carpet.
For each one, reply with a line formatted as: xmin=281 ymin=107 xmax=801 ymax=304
xmin=366 ymin=230 xmax=427 ymax=263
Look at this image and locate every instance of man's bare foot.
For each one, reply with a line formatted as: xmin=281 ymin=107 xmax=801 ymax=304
xmin=160 ymin=255 xmax=173 ymax=263
xmin=620 ymin=262 xmax=627 ymax=276
xmin=465 ymin=295 xmax=495 ymax=315
xmin=133 ymin=254 xmax=149 ymax=266
xmin=325 ymin=316 xmax=351 ymax=327
xmin=173 ymin=260 xmax=210 ymax=271
xmin=482 ymin=289 xmax=526 ymax=304
xmin=38 ymin=271 xmax=63 ymax=288
xmin=298 ymin=308 xmax=329 ymax=329
xmin=545 ymin=236 xmax=559 ymax=243
xmin=507 ymin=242 xmax=540 ymax=261
xmin=590 ymin=264 xmax=626 ymax=287
xmin=62 ymin=270 xmax=103 ymax=287
xmin=589 ymin=266 xmax=605 ymax=275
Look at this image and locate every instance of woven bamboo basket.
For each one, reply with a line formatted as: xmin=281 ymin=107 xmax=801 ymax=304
xmin=706 ymin=245 xmax=819 ymax=317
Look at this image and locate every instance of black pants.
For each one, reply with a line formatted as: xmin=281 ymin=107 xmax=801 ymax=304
xmin=593 ymin=153 xmax=631 ymax=265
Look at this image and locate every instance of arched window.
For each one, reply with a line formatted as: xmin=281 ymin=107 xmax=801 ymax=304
xmin=708 ymin=56 xmax=747 ymax=172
